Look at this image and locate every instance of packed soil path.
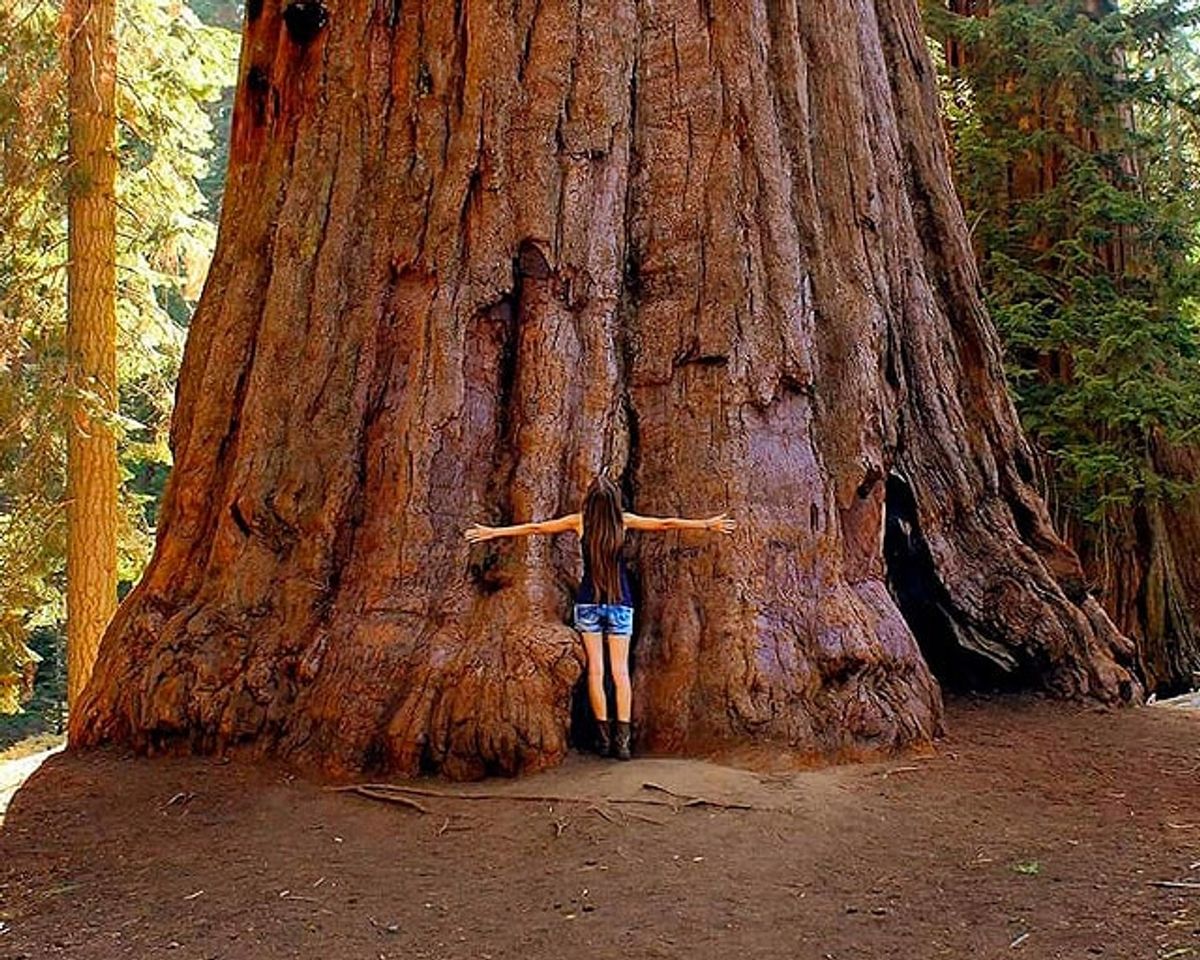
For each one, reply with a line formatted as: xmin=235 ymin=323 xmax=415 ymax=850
xmin=1 ymin=697 xmax=1198 ymax=960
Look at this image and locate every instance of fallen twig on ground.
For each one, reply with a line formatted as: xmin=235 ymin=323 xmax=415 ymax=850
xmin=641 ymin=781 xmax=754 ymax=810
xmin=346 ymin=786 xmax=430 ymax=813
xmin=621 ymin=808 xmax=668 ymax=826
xmin=331 ymin=782 xmax=757 ymax=812
xmin=588 ymin=804 xmax=617 ymax=824
xmin=1148 ymin=881 xmax=1200 ymax=890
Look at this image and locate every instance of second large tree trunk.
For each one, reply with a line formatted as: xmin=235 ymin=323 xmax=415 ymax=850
xmin=1063 ymin=439 xmax=1200 ymax=694
xmin=74 ymin=0 xmax=1138 ymax=778
xmin=944 ymin=0 xmax=1200 ymax=695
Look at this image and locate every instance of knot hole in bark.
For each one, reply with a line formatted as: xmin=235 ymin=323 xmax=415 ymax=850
xmin=468 ymin=548 xmax=516 ymax=594
xmin=283 ymin=1 xmax=329 ymax=45
xmin=245 ymin=65 xmax=276 ymax=128
xmin=516 ymin=239 xmax=552 ymax=281
xmin=416 ymin=62 xmax=433 ymax=96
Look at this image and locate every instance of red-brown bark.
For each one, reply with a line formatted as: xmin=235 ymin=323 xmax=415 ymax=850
xmin=1061 ymin=440 xmax=1200 ymax=694
xmin=73 ymin=0 xmax=1138 ymax=778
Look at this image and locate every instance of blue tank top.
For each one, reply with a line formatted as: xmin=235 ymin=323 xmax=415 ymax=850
xmin=578 ymin=539 xmax=633 ymax=606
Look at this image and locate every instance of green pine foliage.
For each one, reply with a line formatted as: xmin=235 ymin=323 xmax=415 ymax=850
xmin=0 ymin=0 xmax=238 ymax=718
xmin=926 ymin=0 xmax=1200 ymax=525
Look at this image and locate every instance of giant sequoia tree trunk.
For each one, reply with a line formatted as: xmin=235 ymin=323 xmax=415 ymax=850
xmin=73 ymin=0 xmax=1138 ymax=778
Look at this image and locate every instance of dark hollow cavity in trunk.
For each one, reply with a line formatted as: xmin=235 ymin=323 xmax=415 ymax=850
xmin=884 ymin=473 xmax=1030 ymax=693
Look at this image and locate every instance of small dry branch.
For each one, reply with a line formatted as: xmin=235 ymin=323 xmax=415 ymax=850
xmin=620 ymin=809 xmax=668 ymax=826
xmin=641 ymin=781 xmax=754 ymax=810
xmin=331 ymin=782 xmax=757 ymax=813
xmin=345 ymin=785 xmax=430 ymax=813
xmin=588 ymin=804 xmax=618 ymax=824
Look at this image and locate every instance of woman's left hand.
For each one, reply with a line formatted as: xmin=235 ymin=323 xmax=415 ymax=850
xmin=464 ymin=523 xmax=495 ymax=543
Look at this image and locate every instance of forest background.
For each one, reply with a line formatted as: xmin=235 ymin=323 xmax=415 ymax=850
xmin=2 ymin=0 xmax=1198 ymax=746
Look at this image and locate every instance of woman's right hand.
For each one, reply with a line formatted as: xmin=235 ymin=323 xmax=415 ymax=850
xmin=707 ymin=513 xmax=736 ymax=535
xmin=464 ymin=523 xmax=495 ymax=543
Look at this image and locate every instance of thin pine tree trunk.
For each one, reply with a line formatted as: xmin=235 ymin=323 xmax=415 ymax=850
xmin=64 ymin=0 xmax=119 ymax=708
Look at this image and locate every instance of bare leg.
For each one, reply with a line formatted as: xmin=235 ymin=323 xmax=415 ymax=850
xmin=580 ymin=631 xmax=607 ymax=721
xmin=606 ymin=633 xmax=632 ymax=722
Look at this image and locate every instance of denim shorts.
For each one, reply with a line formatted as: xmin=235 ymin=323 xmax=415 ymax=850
xmin=573 ymin=603 xmax=634 ymax=636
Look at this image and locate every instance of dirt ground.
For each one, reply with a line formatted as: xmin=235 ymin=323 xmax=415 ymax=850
xmin=0 ymin=697 xmax=1197 ymax=960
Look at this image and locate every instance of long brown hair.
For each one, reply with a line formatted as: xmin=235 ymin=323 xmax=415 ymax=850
xmin=582 ymin=475 xmax=624 ymax=603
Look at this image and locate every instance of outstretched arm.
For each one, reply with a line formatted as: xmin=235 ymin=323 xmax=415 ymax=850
xmin=624 ymin=511 xmax=735 ymax=535
xmin=464 ymin=513 xmax=582 ymax=543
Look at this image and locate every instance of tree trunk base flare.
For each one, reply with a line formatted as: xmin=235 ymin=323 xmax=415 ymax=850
xmin=72 ymin=0 xmax=1139 ymax=779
